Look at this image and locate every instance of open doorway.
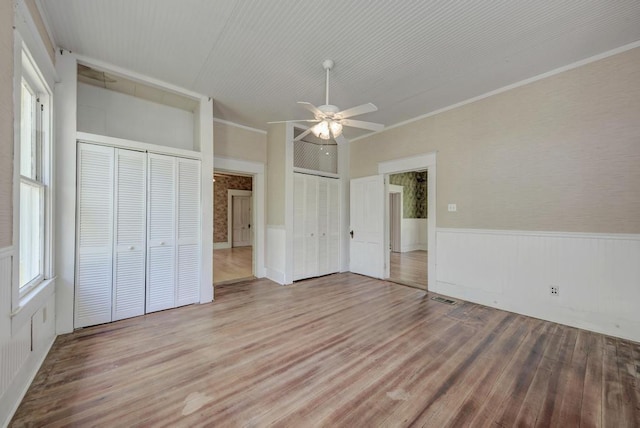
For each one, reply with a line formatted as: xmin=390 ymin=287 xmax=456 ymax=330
xmin=387 ymin=170 xmax=428 ymax=290
xmin=213 ymin=172 xmax=254 ymax=284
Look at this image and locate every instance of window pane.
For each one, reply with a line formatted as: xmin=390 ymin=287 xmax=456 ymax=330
xmin=20 ymin=180 xmax=43 ymax=287
xmin=20 ymin=81 xmax=36 ymax=179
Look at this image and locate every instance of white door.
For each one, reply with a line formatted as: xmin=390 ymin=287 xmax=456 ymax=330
xmin=146 ymin=153 xmax=176 ymax=313
xmin=350 ymin=175 xmax=385 ymax=278
xmin=317 ymin=178 xmax=329 ymax=275
xmin=75 ymin=143 xmax=114 ymax=328
xmin=232 ymin=196 xmax=251 ymax=247
xmin=176 ymin=158 xmax=201 ymax=306
xmin=293 ymin=174 xmax=307 ymax=280
xmin=112 ymin=148 xmax=147 ymax=321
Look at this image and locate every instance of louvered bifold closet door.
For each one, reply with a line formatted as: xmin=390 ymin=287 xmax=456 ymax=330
xmin=146 ymin=154 xmax=176 ymax=313
xmin=327 ymin=178 xmax=341 ymax=273
xmin=176 ymin=158 xmax=201 ymax=307
xmin=304 ymin=175 xmax=319 ymax=277
xmin=75 ymin=143 xmax=114 ymax=328
xmin=317 ymin=178 xmax=329 ymax=276
xmin=112 ymin=149 xmax=147 ymax=321
xmin=293 ymin=173 xmax=306 ymax=280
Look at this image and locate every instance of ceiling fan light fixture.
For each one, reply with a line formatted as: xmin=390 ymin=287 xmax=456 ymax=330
xmin=329 ymin=120 xmax=343 ymax=138
xmin=312 ymin=120 xmax=331 ymax=139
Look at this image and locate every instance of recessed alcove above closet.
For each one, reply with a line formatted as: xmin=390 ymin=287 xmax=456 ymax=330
xmin=76 ymin=63 xmax=198 ymax=151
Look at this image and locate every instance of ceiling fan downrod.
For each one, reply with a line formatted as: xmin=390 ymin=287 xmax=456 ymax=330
xmin=323 ymin=59 xmax=334 ymax=107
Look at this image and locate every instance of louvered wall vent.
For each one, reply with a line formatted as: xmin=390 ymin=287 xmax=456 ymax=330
xmin=431 ymin=296 xmax=457 ymax=305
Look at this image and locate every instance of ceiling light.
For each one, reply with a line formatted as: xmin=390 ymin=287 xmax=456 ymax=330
xmin=311 ymin=119 xmax=343 ymax=140
xmin=311 ymin=120 xmax=331 ymax=139
xmin=329 ymin=121 xmax=343 ymax=138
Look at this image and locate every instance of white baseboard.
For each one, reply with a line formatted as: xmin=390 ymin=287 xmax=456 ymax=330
xmin=1 ymin=334 xmax=56 ymax=427
xmin=401 ymin=244 xmax=427 ymax=252
xmin=213 ymin=242 xmax=231 ymax=250
xmin=434 ymin=228 xmax=640 ymax=342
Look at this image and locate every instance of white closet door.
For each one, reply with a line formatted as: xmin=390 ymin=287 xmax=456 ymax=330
xmin=176 ymin=158 xmax=201 ymax=307
xmin=146 ymin=153 xmax=176 ymax=313
xmin=112 ymin=149 xmax=147 ymax=321
xmin=317 ymin=178 xmax=329 ymax=276
xmin=327 ymin=178 xmax=341 ymax=273
xmin=75 ymin=143 xmax=114 ymax=328
xmin=304 ymin=175 xmax=319 ymax=277
xmin=293 ymin=173 xmax=306 ymax=280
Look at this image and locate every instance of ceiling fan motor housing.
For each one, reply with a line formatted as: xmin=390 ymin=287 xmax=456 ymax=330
xmin=318 ymin=104 xmax=340 ymax=118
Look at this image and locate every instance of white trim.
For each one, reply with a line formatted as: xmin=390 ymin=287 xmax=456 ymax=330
xmin=284 ymin=124 xmax=295 ymax=284
xmin=378 ymin=152 xmax=437 ymax=175
xmin=378 ymin=153 xmax=436 ymax=288
xmin=12 ymin=33 xmax=22 ymax=314
xmin=214 ymin=156 xmax=264 ymax=174
xmin=34 ymin=0 xmax=56 ymax=52
xmin=227 ymin=190 xmax=252 ymax=248
xmin=213 ymin=117 xmax=267 ymax=135
xmin=293 ymin=167 xmax=340 ymax=179
xmin=266 ymin=267 xmax=286 ymax=285
xmin=11 ymin=277 xmax=55 ymax=335
xmin=213 ymin=157 xmax=266 ymax=278
xmin=2 ymin=333 xmax=56 ymax=428
xmin=0 ymin=246 xmax=13 ymax=259
xmin=73 ymin=53 xmax=204 ymax=100
xmin=14 ymin=0 xmax=57 ymax=88
xmin=213 ymin=242 xmax=231 ymax=250
xmin=436 ymin=227 xmax=640 ymax=241
xmin=353 ymin=40 xmax=640 ymax=142
xmin=77 ymin=132 xmax=202 ymax=160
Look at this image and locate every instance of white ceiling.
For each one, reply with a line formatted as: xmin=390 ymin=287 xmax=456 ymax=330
xmin=41 ymin=1 xmax=640 ymax=138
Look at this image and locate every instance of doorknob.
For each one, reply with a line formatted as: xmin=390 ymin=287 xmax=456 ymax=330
xmin=248 ymin=224 xmax=251 ymax=229
xmin=350 ymin=230 xmax=354 ymax=238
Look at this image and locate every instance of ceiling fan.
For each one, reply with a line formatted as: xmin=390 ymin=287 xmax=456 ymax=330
xmin=269 ymin=59 xmax=384 ymax=144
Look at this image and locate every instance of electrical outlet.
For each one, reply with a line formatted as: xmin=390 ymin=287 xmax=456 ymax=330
xmin=550 ymin=286 xmax=559 ymax=296
xmin=448 ymin=204 xmax=457 ymax=212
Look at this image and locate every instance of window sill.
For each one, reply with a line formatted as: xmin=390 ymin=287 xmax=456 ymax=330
xmin=11 ymin=276 xmax=56 ymax=336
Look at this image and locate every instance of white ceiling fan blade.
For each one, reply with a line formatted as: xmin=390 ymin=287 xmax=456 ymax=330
xmin=293 ymin=128 xmax=313 ymax=141
xmin=297 ymin=101 xmax=324 ymax=117
xmin=267 ymin=119 xmax=319 ymax=124
xmin=334 ymin=134 xmax=348 ymax=145
xmin=341 ymin=119 xmax=384 ymax=132
xmin=336 ymin=103 xmax=377 ymax=119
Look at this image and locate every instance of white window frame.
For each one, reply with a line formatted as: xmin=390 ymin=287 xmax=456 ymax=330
xmin=11 ymin=34 xmax=55 ymax=322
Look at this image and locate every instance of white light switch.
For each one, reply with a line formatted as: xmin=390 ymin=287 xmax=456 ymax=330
xmin=448 ymin=204 xmax=457 ymax=212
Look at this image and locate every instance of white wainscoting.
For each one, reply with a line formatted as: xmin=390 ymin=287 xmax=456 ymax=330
xmin=0 ymin=247 xmax=57 ymax=425
xmin=434 ymin=228 xmax=640 ymax=342
xmin=401 ymin=219 xmax=428 ymax=252
xmin=266 ymin=225 xmax=286 ymax=284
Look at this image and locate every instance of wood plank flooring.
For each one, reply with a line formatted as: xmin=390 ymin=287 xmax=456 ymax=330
xmin=11 ymin=273 xmax=640 ymax=427
xmin=213 ymin=246 xmax=253 ymax=284
xmin=390 ymin=250 xmax=427 ymax=289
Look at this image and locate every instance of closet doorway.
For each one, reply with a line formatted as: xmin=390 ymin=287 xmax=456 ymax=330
xmin=387 ymin=170 xmax=428 ymax=290
xmin=213 ymin=172 xmax=254 ymax=284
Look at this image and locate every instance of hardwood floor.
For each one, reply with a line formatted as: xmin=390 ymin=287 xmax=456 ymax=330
xmin=11 ymin=273 xmax=640 ymax=427
xmin=390 ymin=250 xmax=427 ymax=289
xmin=213 ymin=246 xmax=253 ymax=284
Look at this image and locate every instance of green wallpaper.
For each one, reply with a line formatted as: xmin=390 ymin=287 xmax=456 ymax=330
xmin=389 ymin=171 xmax=427 ymax=218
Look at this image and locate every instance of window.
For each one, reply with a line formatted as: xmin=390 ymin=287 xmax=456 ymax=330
xmin=17 ymin=46 xmax=51 ymax=296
